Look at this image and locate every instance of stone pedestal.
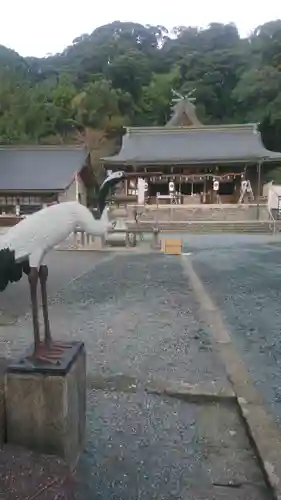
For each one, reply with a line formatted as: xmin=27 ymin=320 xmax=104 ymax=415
xmin=0 ymin=357 xmax=7 ymax=444
xmin=151 ymin=228 xmax=160 ymax=249
xmin=5 ymin=341 xmax=86 ymax=469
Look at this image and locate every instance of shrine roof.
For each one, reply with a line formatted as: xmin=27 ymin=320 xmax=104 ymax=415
xmin=0 ymin=146 xmax=89 ymax=191
xmin=101 ymin=124 xmax=281 ymax=165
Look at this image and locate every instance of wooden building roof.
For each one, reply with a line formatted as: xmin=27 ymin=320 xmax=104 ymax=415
xmin=101 ymin=124 xmax=281 ymax=166
xmin=0 ymin=146 xmax=89 ymax=191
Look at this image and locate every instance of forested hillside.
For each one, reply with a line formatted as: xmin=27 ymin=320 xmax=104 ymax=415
xmin=0 ymin=20 xmax=281 ymax=150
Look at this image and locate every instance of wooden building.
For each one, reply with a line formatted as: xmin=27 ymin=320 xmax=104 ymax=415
xmin=0 ymin=146 xmax=93 ymax=215
xmin=101 ymin=96 xmax=281 ymax=205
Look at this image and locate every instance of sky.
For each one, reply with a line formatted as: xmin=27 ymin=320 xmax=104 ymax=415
xmin=1 ymin=0 xmax=281 ymax=58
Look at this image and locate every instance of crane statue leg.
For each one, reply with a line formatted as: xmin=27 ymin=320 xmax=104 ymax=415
xmin=27 ymin=265 xmax=70 ymax=362
xmin=28 ymin=266 xmax=52 ymax=360
xmin=28 ymin=268 xmax=40 ymax=353
xmin=38 ymin=265 xmax=70 ymax=354
xmin=38 ymin=265 xmax=52 ymax=346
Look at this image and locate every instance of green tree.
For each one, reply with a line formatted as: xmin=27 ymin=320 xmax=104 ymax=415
xmin=139 ymin=68 xmax=180 ymax=125
xmin=50 ymin=74 xmax=77 ymax=136
xmin=0 ymin=19 xmax=281 ymax=151
xmin=72 ymin=79 xmax=129 ymax=132
xmin=107 ymin=49 xmax=151 ymax=99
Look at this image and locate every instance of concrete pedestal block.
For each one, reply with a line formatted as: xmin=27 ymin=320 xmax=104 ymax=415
xmin=0 ymin=357 xmax=7 ymax=444
xmin=5 ymin=341 xmax=86 ymax=469
xmin=91 ymin=235 xmax=105 ymax=249
xmin=151 ymin=229 xmax=160 ymax=249
xmin=106 ymin=231 xmax=127 ymax=247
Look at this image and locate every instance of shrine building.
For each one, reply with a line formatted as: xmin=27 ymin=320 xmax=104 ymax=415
xmin=101 ymin=95 xmax=281 ymax=205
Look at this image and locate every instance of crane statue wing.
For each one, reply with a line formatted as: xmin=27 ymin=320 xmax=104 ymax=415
xmin=97 ymin=170 xmax=126 ymax=215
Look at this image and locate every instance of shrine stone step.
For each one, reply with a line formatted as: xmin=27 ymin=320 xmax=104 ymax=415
xmin=127 ymin=221 xmax=273 ymax=234
xmin=125 ymin=205 xmax=269 ymax=223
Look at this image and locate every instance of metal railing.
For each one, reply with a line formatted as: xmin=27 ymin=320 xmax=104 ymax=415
xmin=72 ymin=226 xmax=160 ymax=250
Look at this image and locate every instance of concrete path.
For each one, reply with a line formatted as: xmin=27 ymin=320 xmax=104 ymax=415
xmin=187 ymin=234 xmax=281 ymax=426
xmin=0 ymin=251 xmax=273 ymax=499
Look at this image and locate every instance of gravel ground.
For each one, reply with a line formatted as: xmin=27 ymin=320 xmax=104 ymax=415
xmin=3 ymin=254 xmax=228 ymax=385
xmin=0 ymin=446 xmax=76 ymax=500
xmin=75 ymin=393 xmax=269 ymax=500
xmin=188 ymin=234 xmax=281 ymax=427
xmin=0 ymin=249 xmax=272 ymax=499
xmin=0 ymin=250 xmax=109 ymax=321
xmin=0 ymin=251 xmax=111 ymax=500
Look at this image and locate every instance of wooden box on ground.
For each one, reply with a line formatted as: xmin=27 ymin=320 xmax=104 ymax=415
xmin=163 ymin=238 xmax=182 ymax=255
xmin=5 ymin=342 xmax=86 ymax=470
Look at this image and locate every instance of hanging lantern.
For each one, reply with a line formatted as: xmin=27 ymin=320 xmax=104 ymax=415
xmin=213 ymin=180 xmax=219 ymax=191
xmin=169 ymin=180 xmax=175 ymax=193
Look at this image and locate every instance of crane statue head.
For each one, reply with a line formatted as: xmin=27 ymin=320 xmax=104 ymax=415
xmin=96 ymin=170 xmax=127 ymax=232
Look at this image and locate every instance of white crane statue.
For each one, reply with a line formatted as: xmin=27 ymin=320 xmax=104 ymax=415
xmin=0 ymin=170 xmax=126 ymax=362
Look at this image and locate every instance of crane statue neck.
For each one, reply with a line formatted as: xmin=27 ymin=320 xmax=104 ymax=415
xmin=76 ymin=204 xmax=114 ymax=236
xmin=100 ymin=207 xmax=109 ymax=223
xmin=100 ymin=206 xmax=117 ymax=230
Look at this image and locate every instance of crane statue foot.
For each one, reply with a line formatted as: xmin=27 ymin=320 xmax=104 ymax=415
xmin=28 ymin=341 xmax=73 ymax=364
xmin=27 ymin=265 xmax=73 ymax=364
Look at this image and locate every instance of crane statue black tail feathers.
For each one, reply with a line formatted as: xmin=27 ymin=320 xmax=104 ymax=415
xmin=0 ymin=248 xmax=30 ymax=292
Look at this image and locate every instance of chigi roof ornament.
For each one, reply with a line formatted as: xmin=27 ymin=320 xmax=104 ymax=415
xmin=171 ymin=88 xmax=196 ymax=103
xmin=166 ymin=88 xmax=202 ymax=127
